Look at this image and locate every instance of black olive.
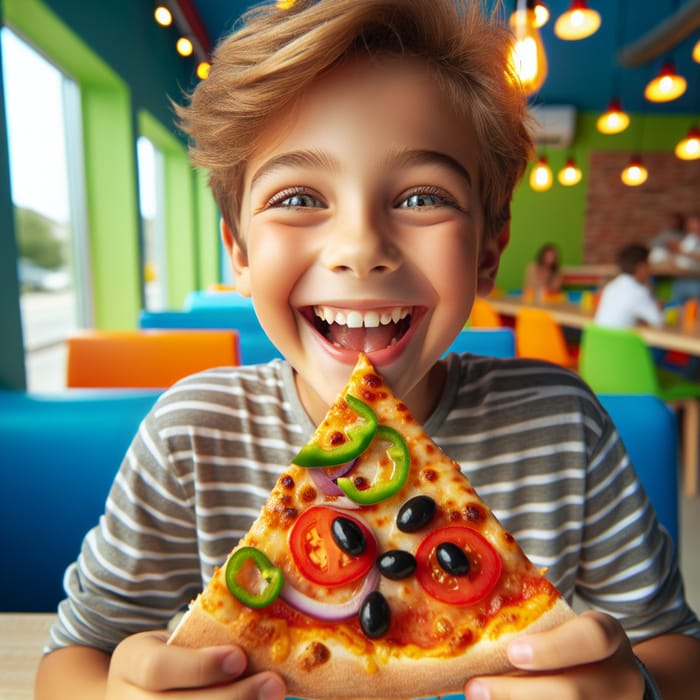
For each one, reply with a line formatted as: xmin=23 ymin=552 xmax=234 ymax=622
xmin=331 ymin=516 xmax=366 ymax=556
xmin=376 ymin=550 xmax=417 ymax=580
xmin=436 ymin=541 xmax=470 ymax=576
xmin=359 ymin=591 xmax=391 ymax=638
xmin=396 ymin=495 xmax=437 ymax=532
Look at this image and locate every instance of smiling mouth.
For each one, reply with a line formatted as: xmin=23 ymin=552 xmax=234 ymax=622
xmin=308 ymin=305 xmax=413 ymax=353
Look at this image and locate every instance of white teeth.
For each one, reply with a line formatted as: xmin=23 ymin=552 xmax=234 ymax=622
xmin=346 ymin=311 xmax=363 ymax=328
xmin=314 ymin=306 xmax=410 ymax=328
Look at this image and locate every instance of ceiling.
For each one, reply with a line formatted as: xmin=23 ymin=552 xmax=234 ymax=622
xmin=187 ymin=0 xmax=700 ymax=117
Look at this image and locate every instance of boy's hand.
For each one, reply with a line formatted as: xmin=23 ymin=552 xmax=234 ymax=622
xmin=464 ymin=611 xmax=646 ymax=700
xmin=107 ymin=630 xmax=287 ymax=699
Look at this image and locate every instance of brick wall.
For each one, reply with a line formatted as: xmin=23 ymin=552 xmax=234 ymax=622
xmin=585 ymin=152 xmax=700 ymax=264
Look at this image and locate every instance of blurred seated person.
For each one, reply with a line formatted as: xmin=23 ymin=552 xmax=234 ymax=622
xmin=594 ymin=243 xmax=663 ymax=329
xmin=648 ymin=211 xmax=685 ymax=264
xmin=523 ymin=243 xmax=562 ymax=298
xmin=670 ymin=212 xmax=700 ymax=305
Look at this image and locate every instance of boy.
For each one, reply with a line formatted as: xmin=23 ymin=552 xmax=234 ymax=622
xmin=595 ymin=243 xmax=663 ymax=329
xmin=36 ymin=1 xmax=700 ymax=699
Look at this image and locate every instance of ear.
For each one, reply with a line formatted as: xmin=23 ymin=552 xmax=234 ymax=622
xmin=476 ymin=223 xmax=510 ymax=297
xmin=221 ymin=219 xmax=252 ymax=297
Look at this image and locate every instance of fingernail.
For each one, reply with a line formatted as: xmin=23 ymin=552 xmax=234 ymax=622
xmin=221 ymin=649 xmax=246 ymax=675
xmin=508 ymin=639 xmax=534 ymax=666
xmin=466 ymin=681 xmax=491 ymax=700
xmin=257 ymin=676 xmax=285 ymax=700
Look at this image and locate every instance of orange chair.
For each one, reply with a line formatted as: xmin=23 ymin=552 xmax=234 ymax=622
xmin=514 ymin=307 xmax=578 ymax=368
xmin=66 ymin=329 xmax=240 ymax=388
xmin=468 ymin=298 xmax=503 ymax=328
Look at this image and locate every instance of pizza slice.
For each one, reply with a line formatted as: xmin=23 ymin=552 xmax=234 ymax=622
xmin=169 ymin=353 xmax=574 ymax=699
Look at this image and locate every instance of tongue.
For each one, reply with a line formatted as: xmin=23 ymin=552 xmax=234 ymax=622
xmin=326 ymin=323 xmax=399 ymax=352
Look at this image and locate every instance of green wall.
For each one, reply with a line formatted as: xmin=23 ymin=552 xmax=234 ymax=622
xmin=498 ymin=112 xmax=698 ymax=292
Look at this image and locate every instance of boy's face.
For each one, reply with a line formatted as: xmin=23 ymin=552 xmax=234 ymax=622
xmin=226 ymin=56 xmax=504 ymax=422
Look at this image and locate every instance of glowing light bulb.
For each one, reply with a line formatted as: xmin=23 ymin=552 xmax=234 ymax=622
xmin=509 ymin=5 xmax=548 ymax=95
xmin=554 ymin=0 xmax=600 ymax=40
xmin=596 ymin=98 xmax=630 ymax=135
xmin=533 ymin=1 xmax=549 ymax=28
xmin=154 ymin=6 xmax=172 ymax=27
xmin=644 ymin=62 xmax=687 ymax=103
xmin=693 ymin=38 xmax=700 ymax=64
xmin=530 ymin=156 xmax=553 ymax=191
xmin=176 ymin=37 xmax=194 ymax=57
xmin=557 ymin=158 xmax=582 ymax=186
xmin=196 ymin=61 xmax=211 ymax=80
xmin=675 ymin=127 xmax=700 ymax=161
xmin=621 ymin=157 xmax=648 ymax=187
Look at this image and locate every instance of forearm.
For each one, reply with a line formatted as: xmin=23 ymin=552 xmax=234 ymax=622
xmin=634 ymin=634 xmax=700 ymax=700
xmin=35 ymin=646 xmax=110 ymax=700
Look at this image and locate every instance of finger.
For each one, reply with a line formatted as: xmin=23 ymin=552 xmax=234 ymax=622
xmin=506 ymin=611 xmax=627 ymax=671
xmin=112 ymin=631 xmax=247 ymax=691
xmin=465 ymin=658 xmax=644 ymax=700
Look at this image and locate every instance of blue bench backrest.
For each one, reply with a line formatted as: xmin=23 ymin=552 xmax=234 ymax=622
xmin=0 ymin=389 xmax=161 ymax=611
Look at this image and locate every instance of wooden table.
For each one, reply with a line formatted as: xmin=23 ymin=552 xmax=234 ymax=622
xmin=0 ymin=613 xmax=55 ymax=699
xmin=489 ymin=296 xmax=700 ymax=356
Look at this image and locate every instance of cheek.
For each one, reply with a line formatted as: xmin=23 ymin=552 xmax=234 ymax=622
xmin=412 ymin=231 xmax=479 ymax=311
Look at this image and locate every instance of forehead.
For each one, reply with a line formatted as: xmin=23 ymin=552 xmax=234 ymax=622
xmin=244 ymin=54 xmax=480 ymax=180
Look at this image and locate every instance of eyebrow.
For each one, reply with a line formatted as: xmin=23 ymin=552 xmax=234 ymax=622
xmin=250 ymin=150 xmax=339 ymax=189
xmin=388 ymin=149 xmax=473 ymax=187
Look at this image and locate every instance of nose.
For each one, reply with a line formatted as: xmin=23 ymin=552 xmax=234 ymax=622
xmin=320 ymin=208 xmax=402 ymax=279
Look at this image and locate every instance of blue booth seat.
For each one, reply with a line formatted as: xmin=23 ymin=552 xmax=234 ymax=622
xmin=443 ymin=327 xmax=516 ymax=359
xmin=184 ymin=290 xmax=255 ymax=310
xmin=0 ymin=389 xmax=162 ymax=611
xmin=138 ymin=307 xmax=283 ymax=365
xmin=598 ymin=393 xmax=680 ymax=548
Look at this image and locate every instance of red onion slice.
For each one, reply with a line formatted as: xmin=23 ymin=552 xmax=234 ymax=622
xmin=307 ymin=460 xmax=356 ymax=497
xmin=280 ymin=567 xmax=380 ymax=621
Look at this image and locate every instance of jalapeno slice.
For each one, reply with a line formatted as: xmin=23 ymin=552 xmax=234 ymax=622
xmin=336 ymin=425 xmax=410 ymax=504
xmin=225 ymin=546 xmax=284 ymax=609
xmin=293 ymin=394 xmax=378 ymax=467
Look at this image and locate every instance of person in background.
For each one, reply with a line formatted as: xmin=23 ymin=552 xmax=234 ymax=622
xmin=594 ymin=243 xmax=663 ymax=329
xmin=523 ymin=242 xmax=562 ymax=297
xmin=648 ymin=211 xmax=685 ymax=265
xmin=671 ymin=213 xmax=700 ymax=305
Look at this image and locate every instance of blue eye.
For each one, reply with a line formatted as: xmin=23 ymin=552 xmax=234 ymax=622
xmin=399 ymin=193 xmax=443 ymax=208
xmin=269 ymin=189 xmax=324 ymax=208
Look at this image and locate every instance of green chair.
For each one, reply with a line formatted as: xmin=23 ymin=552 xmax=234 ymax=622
xmin=579 ymin=323 xmax=700 ymax=497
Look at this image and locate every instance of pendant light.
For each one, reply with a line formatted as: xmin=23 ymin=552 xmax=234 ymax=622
xmin=693 ymin=38 xmax=700 ymax=63
xmin=675 ymin=127 xmax=700 ymax=161
xmin=554 ymin=0 xmax=601 ymax=41
xmin=620 ymin=156 xmax=648 ymax=187
xmin=644 ymin=61 xmax=687 ymax=103
xmin=530 ymin=156 xmax=553 ymax=191
xmin=557 ymin=157 xmax=583 ymax=186
xmin=596 ymin=98 xmax=630 ymax=135
xmin=154 ymin=5 xmax=173 ymax=27
xmin=509 ymin=0 xmax=548 ymax=95
xmin=533 ymin=0 xmax=550 ymax=28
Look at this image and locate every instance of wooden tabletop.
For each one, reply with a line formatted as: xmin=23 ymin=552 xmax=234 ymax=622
xmin=489 ymin=296 xmax=700 ymax=356
xmin=0 ymin=613 xmax=55 ymax=700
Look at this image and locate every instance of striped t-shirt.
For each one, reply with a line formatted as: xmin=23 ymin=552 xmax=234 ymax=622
xmin=47 ymin=353 xmax=700 ymax=653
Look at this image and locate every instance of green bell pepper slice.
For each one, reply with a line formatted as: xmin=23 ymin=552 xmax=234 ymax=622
xmin=225 ymin=546 xmax=284 ymax=609
xmin=293 ymin=394 xmax=378 ymax=467
xmin=336 ymin=425 xmax=410 ymax=504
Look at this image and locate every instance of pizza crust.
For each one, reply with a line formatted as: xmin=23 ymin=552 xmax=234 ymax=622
xmin=169 ymin=596 xmax=575 ymax=699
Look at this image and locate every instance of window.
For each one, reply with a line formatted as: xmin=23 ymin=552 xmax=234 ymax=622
xmin=2 ymin=27 xmax=89 ymax=391
xmin=137 ymin=136 xmax=168 ymax=310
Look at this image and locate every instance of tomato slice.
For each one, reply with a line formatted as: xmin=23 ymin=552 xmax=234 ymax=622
xmin=415 ymin=526 xmax=502 ymax=605
xmin=289 ymin=506 xmax=377 ymax=586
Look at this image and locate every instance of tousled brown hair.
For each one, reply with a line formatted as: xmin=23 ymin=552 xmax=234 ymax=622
xmin=175 ymin=0 xmax=533 ymax=245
